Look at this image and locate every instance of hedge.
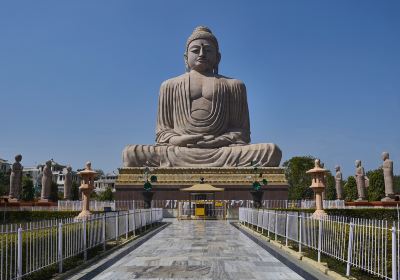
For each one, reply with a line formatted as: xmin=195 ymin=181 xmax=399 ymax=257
xmin=268 ymin=208 xmax=399 ymax=221
xmin=0 ymin=211 xmax=85 ymax=224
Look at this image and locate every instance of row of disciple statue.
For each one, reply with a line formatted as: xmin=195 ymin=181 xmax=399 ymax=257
xmin=334 ymin=152 xmax=395 ymax=201
xmin=8 ymin=154 xmax=73 ymax=202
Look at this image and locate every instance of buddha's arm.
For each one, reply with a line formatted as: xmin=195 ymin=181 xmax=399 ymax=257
xmin=220 ymin=80 xmax=251 ymax=145
xmin=155 ymin=81 xmax=180 ymax=145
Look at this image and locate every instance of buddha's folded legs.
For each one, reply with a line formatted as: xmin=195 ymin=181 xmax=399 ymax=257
xmin=122 ymin=143 xmax=281 ymax=167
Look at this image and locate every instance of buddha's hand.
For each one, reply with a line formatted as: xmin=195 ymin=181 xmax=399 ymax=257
xmin=195 ymin=136 xmax=231 ymax=148
xmin=169 ymin=135 xmax=204 ymax=147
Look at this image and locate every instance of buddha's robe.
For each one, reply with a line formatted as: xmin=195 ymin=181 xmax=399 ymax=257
xmin=123 ymin=73 xmax=282 ymax=167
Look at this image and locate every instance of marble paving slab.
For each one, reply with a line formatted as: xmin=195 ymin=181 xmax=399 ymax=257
xmin=90 ymin=220 xmax=304 ymax=280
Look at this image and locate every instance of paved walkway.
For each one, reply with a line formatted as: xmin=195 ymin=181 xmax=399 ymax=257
xmin=74 ymin=220 xmax=304 ymax=280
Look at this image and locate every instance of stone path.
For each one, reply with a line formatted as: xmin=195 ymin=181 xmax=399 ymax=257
xmin=77 ymin=220 xmax=304 ymax=280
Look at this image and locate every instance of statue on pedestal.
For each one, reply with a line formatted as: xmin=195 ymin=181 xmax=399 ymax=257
xmin=64 ymin=166 xmax=72 ymax=200
xmin=335 ymin=165 xmax=343 ymax=200
xmin=122 ymin=26 xmax=282 ymax=167
xmin=381 ymin=152 xmax=395 ymax=201
xmin=9 ymin=154 xmax=23 ymax=201
xmin=41 ymin=160 xmax=52 ymax=201
xmin=355 ymin=160 xmax=366 ymax=201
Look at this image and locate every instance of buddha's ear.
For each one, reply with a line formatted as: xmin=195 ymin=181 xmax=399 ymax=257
xmin=214 ymin=52 xmax=221 ymax=74
xmin=183 ymin=53 xmax=189 ymax=72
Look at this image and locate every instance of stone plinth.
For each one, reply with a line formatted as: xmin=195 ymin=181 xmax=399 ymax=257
xmin=116 ymin=167 xmax=288 ymax=201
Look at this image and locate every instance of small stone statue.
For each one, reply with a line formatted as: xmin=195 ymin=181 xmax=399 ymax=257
xmin=355 ymin=160 xmax=366 ymax=201
xmin=41 ymin=160 xmax=53 ymax=201
xmin=335 ymin=165 xmax=343 ymax=200
xmin=381 ymin=152 xmax=395 ymax=201
xmin=9 ymin=154 xmax=23 ymax=201
xmin=64 ymin=166 xmax=72 ymax=200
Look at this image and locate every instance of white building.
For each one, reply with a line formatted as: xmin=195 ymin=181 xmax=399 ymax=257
xmin=0 ymin=158 xmax=11 ymax=173
xmin=94 ymin=173 xmax=117 ymax=193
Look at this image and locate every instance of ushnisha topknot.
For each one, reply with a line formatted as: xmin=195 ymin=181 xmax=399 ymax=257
xmin=185 ymin=26 xmax=219 ymax=52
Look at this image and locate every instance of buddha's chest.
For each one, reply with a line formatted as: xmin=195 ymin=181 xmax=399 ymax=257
xmin=189 ymin=76 xmax=216 ymax=119
xmin=189 ymin=77 xmax=215 ymax=100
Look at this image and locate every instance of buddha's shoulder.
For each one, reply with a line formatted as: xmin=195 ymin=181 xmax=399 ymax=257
xmin=217 ymin=75 xmax=246 ymax=87
xmin=160 ymin=74 xmax=187 ymax=88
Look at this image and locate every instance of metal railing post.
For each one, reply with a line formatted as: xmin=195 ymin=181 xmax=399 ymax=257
xmin=392 ymin=226 xmax=397 ymax=280
xmin=275 ymin=211 xmax=278 ymax=241
xmin=115 ymin=212 xmax=119 ymax=241
xmin=102 ymin=215 xmax=106 ymax=251
xmin=318 ymin=219 xmax=322 ymax=263
xmin=299 ymin=215 xmax=302 ymax=254
xmin=83 ymin=219 xmax=87 ymax=261
xmin=125 ymin=213 xmax=129 ymax=239
xmin=17 ymin=227 xmax=22 ymax=279
xmin=58 ymin=222 xmax=63 ymax=273
xmin=132 ymin=210 xmax=136 ymax=237
xmin=285 ymin=213 xmax=289 ymax=246
xmin=346 ymin=222 xmax=355 ymax=277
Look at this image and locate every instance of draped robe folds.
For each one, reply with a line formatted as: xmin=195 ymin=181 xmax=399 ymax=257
xmin=123 ymin=73 xmax=282 ymax=167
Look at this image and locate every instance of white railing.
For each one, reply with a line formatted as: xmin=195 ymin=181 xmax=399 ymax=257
xmin=261 ymin=199 xmax=346 ymax=209
xmin=0 ymin=208 xmax=163 ymax=280
xmin=239 ymin=207 xmax=398 ymax=279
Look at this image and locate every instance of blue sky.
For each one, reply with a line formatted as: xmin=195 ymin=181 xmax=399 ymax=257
xmin=0 ymin=1 xmax=399 ymax=177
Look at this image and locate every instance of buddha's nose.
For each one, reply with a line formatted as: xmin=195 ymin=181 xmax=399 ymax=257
xmin=199 ymin=47 xmax=206 ymax=57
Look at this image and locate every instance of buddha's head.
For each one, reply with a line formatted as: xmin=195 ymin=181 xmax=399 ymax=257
xmin=335 ymin=165 xmax=340 ymax=172
xmin=184 ymin=26 xmax=221 ymax=74
xmin=355 ymin=160 xmax=361 ymax=168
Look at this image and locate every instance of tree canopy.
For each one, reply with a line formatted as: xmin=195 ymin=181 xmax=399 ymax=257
xmin=283 ymin=156 xmax=315 ymax=200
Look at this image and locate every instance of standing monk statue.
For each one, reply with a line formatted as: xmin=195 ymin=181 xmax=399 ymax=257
xmin=381 ymin=152 xmax=395 ymax=201
xmin=335 ymin=165 xmax=343 ymax=200
xmin=9 ymin=154 xmax=23 ymax=201
xmin=122 ymin=26 xmax=282 ymax=167
xmin=41 ymin=160 xmax=52 ymax=201
xmin=355 ymin=160 xmax=366 ymax=201
xmin=64 ymin=166 xmax=73 ymax=200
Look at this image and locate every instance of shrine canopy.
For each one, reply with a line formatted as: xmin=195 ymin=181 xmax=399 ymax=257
xmin=181 ymin=184 xmax=224 ymax=192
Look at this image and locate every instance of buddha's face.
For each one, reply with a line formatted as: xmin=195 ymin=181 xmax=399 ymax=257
xmin=186 ymin=39 xmax=220 ymax=73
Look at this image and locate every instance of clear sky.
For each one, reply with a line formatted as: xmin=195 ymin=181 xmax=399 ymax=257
xmin=0 ymin=1 xmax=399 ymax=177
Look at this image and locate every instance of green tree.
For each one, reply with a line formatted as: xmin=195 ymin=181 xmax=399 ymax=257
xmin=96 ymin=187 xmax=114 ymax=201
xmin=50 ymin=181 xmax=59 ymax=202
xmin=324 ymin=171 xmax=337 ymax=200
xmin=344 ymin=176 xmax=358 ymax=201
xmin=394 ymin=175 xmax=400 ymax=194
xmin=21 ymin=176 xmax=35 ymax=201
xmin=366 ymin=168 xmax=385 ymax=201
xmin=283 ymin=156 xmax=315 ymax=200
xmin=0 ymin=171 xmax=10 ymax=196
xmin=71 ymin=181 xmax=80 ymax=200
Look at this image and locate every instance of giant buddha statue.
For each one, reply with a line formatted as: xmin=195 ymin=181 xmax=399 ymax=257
xmin=123 ymin=26 xmax=282 ymax=167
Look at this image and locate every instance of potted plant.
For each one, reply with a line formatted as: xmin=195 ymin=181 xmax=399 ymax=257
xmin=142 ymin=166 xmax=157 ymax=209
xmin=249 ymin=165 xmax=268 ymax=208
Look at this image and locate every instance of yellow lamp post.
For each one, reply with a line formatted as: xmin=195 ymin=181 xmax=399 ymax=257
xmin=306 ymin=159 xmax=328 ymax=219
xmin=76 ymin=162 xmax=97 ymax=220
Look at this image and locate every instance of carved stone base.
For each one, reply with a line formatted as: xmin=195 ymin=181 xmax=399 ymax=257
xmin=142 ymin=191 xmax=154 ymax=209
xmin=381 ymin=195 xmax=395 ymax=202
xmin=250 ymin=190 xmax=264 ymax=208
xmin=312 ymin=209 xmax=328 ymax=219
xmin=116 ymin=167 xmax=288 ymax=201
xmin=76 ymin=210 xmax=92 ymax=220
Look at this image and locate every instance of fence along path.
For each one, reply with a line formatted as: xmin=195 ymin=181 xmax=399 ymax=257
xmin=239 ymin=208 xmax=400 ymax=280
xmin=0 ymin=208 xmax=163 ymax=280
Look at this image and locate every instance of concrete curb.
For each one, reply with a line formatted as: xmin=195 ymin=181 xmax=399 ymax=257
xmin=53 ymin=222 xmax=170 ymax=280
xmin=231 ymin=222 xmax=353 ymax=280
